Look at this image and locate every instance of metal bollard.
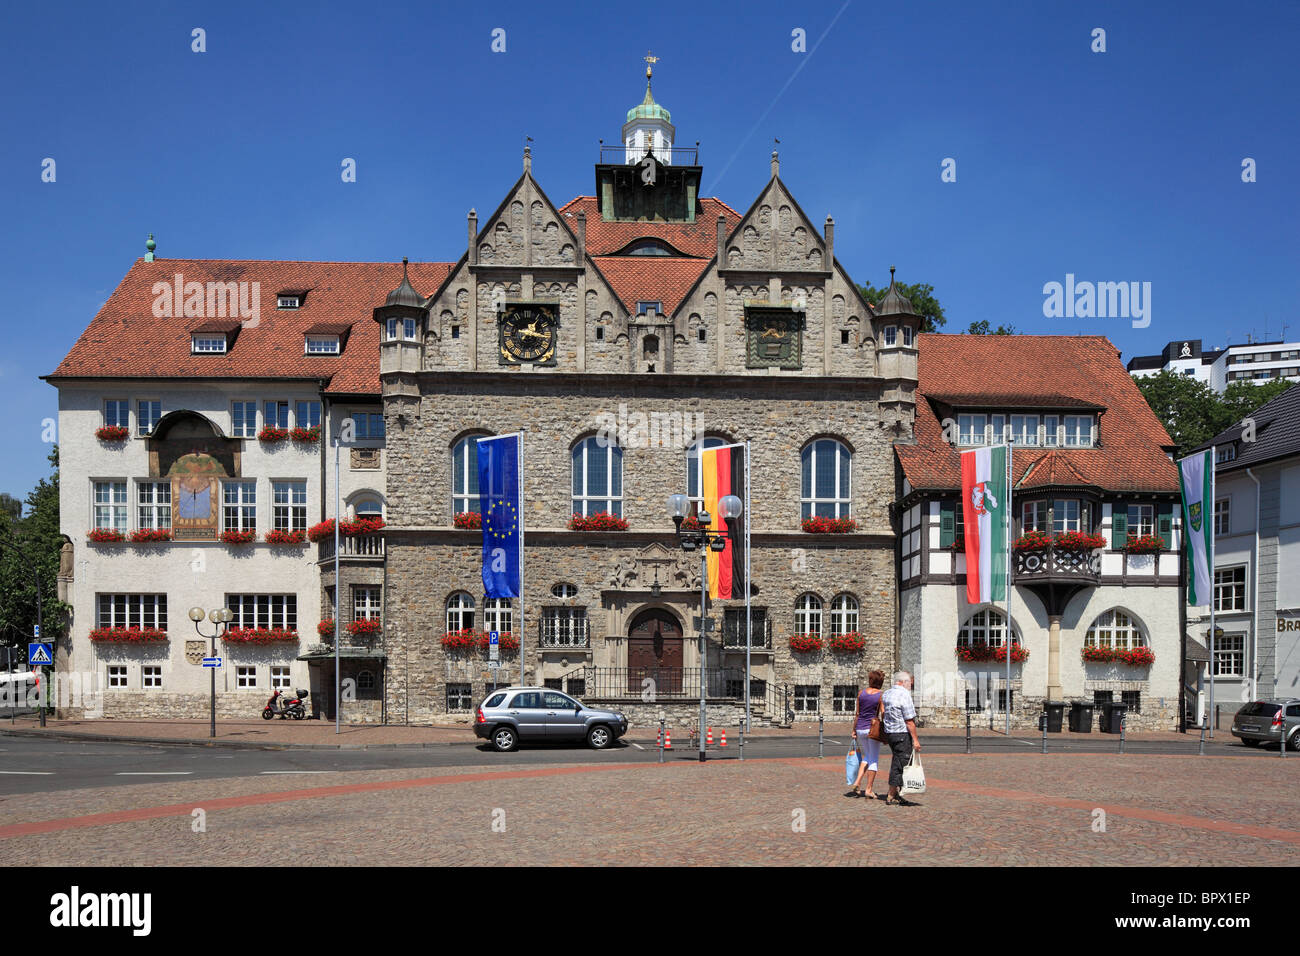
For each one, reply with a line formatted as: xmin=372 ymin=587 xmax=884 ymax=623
xmin=965 ymin=711 xmax=971 ymax=754
xmin=739 ymin=721 xmax=744 ymax=762
xmin=1040 ymin=713 xmax=1047 ymax=754
xmin=818 ymin=714 xmax=824 ymax=758
xmin=1282 ymin=727 xmax=1288 ymax=759
xmin=658 ymin=718 xmax=665 ymax=764
xmin=1119 ymin=714 xmax=1127 ymax=754
xmin=1199 ymin=723 xmax=1206 ymax=756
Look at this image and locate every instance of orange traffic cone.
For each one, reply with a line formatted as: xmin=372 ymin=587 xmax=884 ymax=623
xmin=664 ymin=729 xmax=672 ymax=750
xmin=707 ymin=726 xmax=714 ymax=746
xmin=720 ymin=729 xmax=728 ymax=748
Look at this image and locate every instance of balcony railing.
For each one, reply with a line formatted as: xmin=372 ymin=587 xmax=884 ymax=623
xmin=317 ymin=534 xmax=385 ymax=563
xmin=1014 ymin=545 xmax=1101 ymax=582
xmin=539 ymin=615 xmax=590 ymax=649
xmin=599 ymin=145 xmax=699 ymax=165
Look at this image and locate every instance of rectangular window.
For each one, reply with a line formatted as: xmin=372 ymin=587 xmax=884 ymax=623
xmin=1121 ymin=690 xmax=1142 ymax=714
xmin=107 ymin=665 xmax=128 ymax=689
xmin=403 ymin=317 xmax=417 ymax=340
xmin=446 ymin=683 xmax=473 ymax=713
xmin=231 ymin=401 xmax=257 ymax=438
xmin=142 ymin=666 xmax=162 ymax=689
xmin=1052 ymin=498 xmax=1084 ymax=533
xmin=1214 ymin=498 xmax=1230 ymax=536
xmin=1093 ymin=690 xmax=1113 ymax=709
xmin=305 ymin=335 xmax=339 ymax=354
xmin=271 ymin=666 xmax=291 ymax=689
xmin=225 ymin=594 xmax=298 ymax=631
xmin=722 ymin=608 xmax=770 ymax=648
xmin=1213 ymin=567 xmax=1246 ymax=612
xmin=1063 ymin=415 xmax=1093 ymax=447
xmin=840 ymin=329 xmax=850 ymax=345
xmin=1126 ymin=504 xmax=1154 ymax=538
xmin=97 ymin=594 xmax=168 ymax=630
xmin=277 ymin=295 xmax=301 ymax=309
xmin=386 ymin=317 xmax=398 ymax=341
xmin=191 ymin=335 xmax=227 ymax=354
xmin=990 ymin=414 xmax=1006 ymax=443
xmin=1022 ymin=500 xmax=1050 ymax=533
xmin=137 ymin=400 xmax=161 ymax=436
xmin=264 ymin=401 xmax=290 ymax=429
xmin=1043 ymin=414 xmax=1060 ymax=447
xmin=271 ymin=481 xmax=307 ymax=532
xmin=997 ymin=689 xmax=1014 ymax=711
xmin=636 ymin=300 xmax=662 ymax=316
xmin=793 ymin=684 xmax=820 ymax=713
xmin=541 ymin=607 xmax=588 ymax=647
xmin=94 ymin=481 xmax=128 ymax=531
xmin=1212 ymin=634 xmax=1245 ymax=677
xmin=352 ymin=412 xmax=385 ymax=440
xmin=294 ymin=401 xmax=321 ymax=428
xmin=832 ymin=685 xmax=859 ymax=715
xmin=543 ymin=678 xmax=563 ymax=690
xmin=223 ymin=480 xmax=256 ymax=532
xmin=958 ymin=414 xmax=987 ymax=446
xmin=353 ymin=586 xmax=382 ymax=622
xmin=901 ymin=326 xmax=915 ymax=347
xmin=1216 ymin=445 xmax=1236 ymax=464
xmin=236 ymin=666 xmax=257 ymax=689
xmin=104 ymin=400 xmax=129 ymax=429
xmin=883 ymin=326 xmax=898 ymax=346
xmin=1010 ymin=414 xmax=1039 ymax=446
xmin=137 ymin=481 xmax=172 ymax=530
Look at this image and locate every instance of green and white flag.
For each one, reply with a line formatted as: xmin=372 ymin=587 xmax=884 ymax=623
xmin=1178 ymin=449 xmax=1214 ymax=607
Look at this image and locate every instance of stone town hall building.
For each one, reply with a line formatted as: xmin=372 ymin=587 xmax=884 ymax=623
xmin=46 ymin=74 xmax=920 ymax=725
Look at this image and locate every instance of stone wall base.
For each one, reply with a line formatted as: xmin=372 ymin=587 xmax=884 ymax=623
xmin=919 ymin=697 xmax=1179 ymax=733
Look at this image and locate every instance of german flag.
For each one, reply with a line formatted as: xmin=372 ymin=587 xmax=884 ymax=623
xmin=701 ymin=443 xmax=746 ymax=599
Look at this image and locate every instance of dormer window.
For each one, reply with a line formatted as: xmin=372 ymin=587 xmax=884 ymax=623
xmin=305 ymin=335 xmax=340 ymax=355
xmin=192 ymin=334 xmax=227 ymax=354
xmin=277 ymin=296 xmax=300 ymax=309
xmin=636 ymin=301 xmax=662 ymax=316
xmin=1216 ymin=445 xmax=1236 ymax=464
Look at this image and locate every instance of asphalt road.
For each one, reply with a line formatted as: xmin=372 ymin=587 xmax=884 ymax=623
xmin=0 ymin=731 xmax=1279 ymax=796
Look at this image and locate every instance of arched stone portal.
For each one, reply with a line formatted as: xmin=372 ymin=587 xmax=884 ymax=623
xmin=626 ymin=608 xmax=684 ymax=695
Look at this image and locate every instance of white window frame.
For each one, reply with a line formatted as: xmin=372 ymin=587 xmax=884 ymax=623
xmin=882 ymin=325 xmax=898 ymax=346
xmin=223 ymin=480 xmax=257 ymax=533
xmin=794 ymin=593 xmax=823 ymax=637
xmin=571 ymin=436 xmax=622 ymax=517
xmin=236 ymin=666 xmax=258 ymax=689
xmin=1213 ymin=567 xmax=1246 ymax=612
xmin=901 ymin=325 xmax=915 ymax=347
xmin=829 ymin=594 xmax=859 ymax=637
xmin=1213 ymin=634 xmax=1245 ymax=677
xmin=1063 ymin=415 xmax=1093 ymax=448
xmin=1126 ymin=504 xmax=1154 ymax=538
xmin=1052 ymin=498 xmax=1085 ymax=534
xmin=97 ymin=593 xmax=168 ymax=630
xmin=958 ymin=414 xmax=987 ymax=446
xmin=1022 ymin=500 xmax=1049 ymax=533
xmin=483 ymin=598 xmax=512 ymax=635
xmin=353 ymin=586 xmax=382 ymax=622
xmin=386 ymin=317 xmax=399 ymax=341
xmin=294 ymin=401 xmax=322 ymax=429
xmin=541 ymin=607 xmax=587 ymax=647
xmin=403 ymin=317 xmax=418 ymax=340
xmin=1084 ymin=609 xmax=1147 ymax=651
xmin=452 ymin=434 xmax=486 ymax=515
xmin=137 ymin=400 xmax=161 ymax=436
xmin=272 ymin=481 xmax=307 ymax=532
xmin=1042 ymin=414 xmax=1060 ymax=447
xmin=1010 ymin=414 xmax=1039 ymax=447
xmin=107 ymin=665 xmax=128 ymax=689
xmin=277 ymin=295 xmax=301 ymax=309
xmin=271 ymin=666 xmax=291 ymax=689
xmin=686 ymin=436 xmax=728 ymax=509
xmin=264 ymin=400 xmax=290 ymax=429
xmin=103 ymin=400 xmax=129 ymax=429
xmin=305 ymin=335 xmax=339 ymax=354
xmin=1214 ymin=498 xmax=1230 ymax=536
xmin=137 ymin=481 xmax=172 ymax=530
xmin=800 ymin=439 xmax=852 ymax=520
xmin=191 ymin=334 xmax=228 ymax=354
xmin=446 ymin=592 xmax=475 ymax=632
xmin=142 ymin=665 xmax=162 ymax=689
xmin=226 ymin=594 xmax=298 ymax=630
xmin=93 ymin=480 xmax=128 ymax=531
xmin=958 ymin=608 xmax=1019 ymax=648
xmin=231 ymin=401 xmax=258 ymax=438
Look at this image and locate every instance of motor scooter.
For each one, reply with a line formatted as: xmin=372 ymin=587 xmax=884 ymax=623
xmin=262 ymin=688 xmax=309 ymax=720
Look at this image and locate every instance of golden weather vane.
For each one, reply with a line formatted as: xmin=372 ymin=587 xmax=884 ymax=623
xmin=644 ymin=50 xmax=659 ymax=79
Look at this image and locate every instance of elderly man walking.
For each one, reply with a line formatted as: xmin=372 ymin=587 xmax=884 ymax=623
xmin=881 ymin=671 xmax=921 ymax=806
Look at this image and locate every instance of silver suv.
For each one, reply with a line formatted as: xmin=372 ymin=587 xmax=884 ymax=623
xmin=474 ymin=686 xmax=629 ymax=752
xmin=1231 ymin=698 xmax=1300 ymax=750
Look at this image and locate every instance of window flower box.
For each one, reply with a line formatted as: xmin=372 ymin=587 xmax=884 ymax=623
xmin=89 ymin=626 xmax=167 ymax=643
xmin=569 ymin=512 xmax=629 ymax=532
xmin=257 ymin=426 xmax=289 ymax=443
xmin=223 ymin=626 xmax=299 ymax=644
xmin=1081 ymin=645 xmax=1115 ymax=662
xmin=87 ymin=528 xmax=126 ymax=543
xmin=318 ymin=619 xmax=336 ymax=637
xmin=306 ymin=516 xmax=386 ymax=542
xmin=957 ymin=642 xmax=1029 ymax=663
xmin=1114 ymin=646 xmax=1155 ymax=666
xmin=948 ymin=537 xmax=964 ymax=551
xmin=289 ymin=426 xmax=321 ymax=444
xmin=476 ymin=631 xmax=519 ymax=653
xmin=1013 ymin=530 xmax=1053 ymax=551
xmin=1124 ymin=534 xmax=1163 ymax=554
xmin=453 ymin=512 xmax=482 ymax=530
xmin=220 ymin=529 xmax=256 ymax=545
xmin=1053 ymin=531 xmax=1107 ymax=551
xmin=828 ymin=632 xmax=865 ymax=653
xmin=264 ymin=529 xmax=306 ymax=545
xmin=347 ymin=618 xmax=382 ymax=638
xmin=801 ymin=516 xmax=857 ymax=534
xmin=95 ymin=425 xmax=130 ymax=442
xmin=128 ymin=528 xmax=172 ymax=543
xmin=788 ymin=633 xmax=823 ymax=653
xmin=440 ymin=628 xmax=478 ymax=651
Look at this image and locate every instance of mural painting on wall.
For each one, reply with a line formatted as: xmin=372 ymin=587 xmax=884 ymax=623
xmin=148 ymin=415 xmax=240 ymax=541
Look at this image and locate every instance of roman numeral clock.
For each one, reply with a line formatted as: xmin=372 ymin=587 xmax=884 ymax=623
xmin=498 ymin=303 xmax=559 ymax=366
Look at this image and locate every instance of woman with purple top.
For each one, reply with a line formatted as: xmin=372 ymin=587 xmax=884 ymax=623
xmin=845 ymin=669 xmax=885 ymax=799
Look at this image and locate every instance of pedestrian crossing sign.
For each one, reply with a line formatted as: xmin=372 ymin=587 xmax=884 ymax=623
xmin=28 ymin=643 xmax=53 ymax=666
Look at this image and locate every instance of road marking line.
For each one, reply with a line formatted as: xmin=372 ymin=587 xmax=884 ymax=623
xmin=259 ymin=771 xmax=332 ymax=775
xmin=825 ymin=739 xmax=841 ymax=745
xmin=0 ymin=771 xmax=53 ymax=775
xmin=115 ymin=772 xmax=193 ymax=776
xmin=631 ymin=743 xmax=645 ymax=750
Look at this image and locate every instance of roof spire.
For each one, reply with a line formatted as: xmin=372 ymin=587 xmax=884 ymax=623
xmin=144 ymin=233 xmax=156 ymax=262
xmin=643 ymin=50 xmax=659 ymax=99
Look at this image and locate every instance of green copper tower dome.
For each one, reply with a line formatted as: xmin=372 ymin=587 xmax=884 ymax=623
xmin=622 ymin=52 xmax=676 ymax=165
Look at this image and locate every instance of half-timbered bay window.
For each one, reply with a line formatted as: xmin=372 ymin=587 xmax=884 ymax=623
xmin=541 ymin=607 xmax=588 ymax=647
xmin=226 ymin=594 xmax=297 ymax=631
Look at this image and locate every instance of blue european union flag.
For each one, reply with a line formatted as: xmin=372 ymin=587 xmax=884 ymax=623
xmin=478 ymin=434 xmax=521 ymax=598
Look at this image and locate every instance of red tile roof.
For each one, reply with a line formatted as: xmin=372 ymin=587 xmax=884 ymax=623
xmin=49 ymin=259 xmax=454 ymax=395
xmin=590 ymin=256 xmax=712 ymax=317
xmin=559 ymin=196 xmax=740 ymax=257
xmin=897 ymin=334 xmax=1179 ymax=494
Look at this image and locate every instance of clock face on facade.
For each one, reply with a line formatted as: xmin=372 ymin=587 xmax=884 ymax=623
xmin=499 ymin=304 xmax=559 ymax=366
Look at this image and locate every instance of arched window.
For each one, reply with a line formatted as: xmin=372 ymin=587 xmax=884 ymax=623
xmin=958 ymin=608 xmax=1020 ymax=647
xmin=352 ymin=496 xmax=383 ymax=520
xmin=572 ymin=435 xmax=622 ymax=516
xmin=794 ymin=593 xmax=823 ymax=637
xmin=801 ymin=439 xmax=852 ymax=519
xmin=446 ymin=592 xmax=475 ymax=633
xmin=1085 ymin=610 xmax=1147 ymax=650
xmin=687 ymin=436 xmax=728 ymax=508
xmin=452 ymin=434 xmax=490 ymax=515
xmin=484 ymin=598 xmax=513 ymax=635
xmin=551 ymin=583 xmax=578 ymax=599
xmin=829 ymin=594 xmax=859 ymax=636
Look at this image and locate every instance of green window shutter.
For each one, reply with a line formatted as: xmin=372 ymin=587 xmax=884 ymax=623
xmin=939 ymin=501 xmax=955 ymax=548
xmin=1111 ymin=507 xmax=1128 ymax=550
xmin=1157 ymin=503 xmax=1174 ymax=549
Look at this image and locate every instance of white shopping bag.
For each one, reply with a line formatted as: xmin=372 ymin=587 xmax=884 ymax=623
xmin=901 ymin=750 xmax=926 ymax=795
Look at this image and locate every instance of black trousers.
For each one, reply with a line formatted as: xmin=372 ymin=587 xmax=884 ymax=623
xmin=885 ymin=732 xmax=913 ymax=790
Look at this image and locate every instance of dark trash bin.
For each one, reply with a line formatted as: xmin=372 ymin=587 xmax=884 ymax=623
xmin=1042 ymin=701 xmax=1066 ymax=733
xmin=1099 ymin=701 xmax=1128 ymax=734
xmin=1069 ymin=701 xmax=1094 ymax=733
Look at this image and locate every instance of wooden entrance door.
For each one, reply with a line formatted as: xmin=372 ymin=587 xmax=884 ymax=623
xmin=626 ymin=609 xmax=684 ymax=695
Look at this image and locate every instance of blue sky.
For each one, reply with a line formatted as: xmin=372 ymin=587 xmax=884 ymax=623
xmin=2 ymin=0 xmax=1297 ymax=498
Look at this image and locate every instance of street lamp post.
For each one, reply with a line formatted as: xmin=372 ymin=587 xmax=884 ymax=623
xmin=667 ymin=492 xmax=742 ymax=763
xmin=188 ymin=605 xmax=233 ymax=738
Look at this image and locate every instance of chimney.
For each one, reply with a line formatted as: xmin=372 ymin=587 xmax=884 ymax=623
xmin=716 ymin=215 xmax=727 ymax=265
xmin=468 ymin=209 xmax=478 ymax=266
xmin=771 ymin=150 xmax=779 ymax=178
xmin=576 ymin=210 xmax=587 ymax=263
xmin=824 ymin=216 xmax=834 ymax=267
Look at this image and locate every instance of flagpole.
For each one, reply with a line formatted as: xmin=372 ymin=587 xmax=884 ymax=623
xmin=1208 ymin=445 xmax=1216 ymax=738
xmin=518 ymin=429 xmax=526 ymax=689
xmin=744 ymin=439 xmax=752 ymax=735
xmin=1005 ymin=441 xmax=1012 ymax=736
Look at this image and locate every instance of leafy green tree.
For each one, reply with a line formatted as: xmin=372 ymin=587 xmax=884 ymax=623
xmin=1134 ymin=371 xmax=1222 ymax=457
xmin=0 ymin=494 xmax=20 ymax=520
xmin=857 ymin=281 xmax=947 ymax=332
xmin=0 ymin=448 xmax=68 ymax=650
xmin=967 ymin=320 xmax=1016 ymax=335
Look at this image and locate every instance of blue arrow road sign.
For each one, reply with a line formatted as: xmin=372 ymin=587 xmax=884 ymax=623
xmin=28 ymin=643 xmax=52 ymax=666
xmin=202 ymin=658 xmax=222 ymax=668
